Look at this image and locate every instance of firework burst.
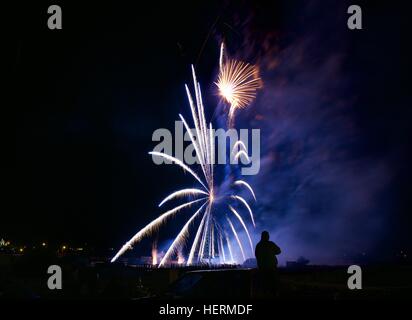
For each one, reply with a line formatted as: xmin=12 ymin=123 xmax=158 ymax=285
xmin=111 ymin=45 xmax=260 ymax=266
xmin=216 ymin=43 xmax=262 ymax=124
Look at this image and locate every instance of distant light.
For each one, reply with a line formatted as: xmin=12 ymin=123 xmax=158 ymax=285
xmin=62 ymin=245 xmax=67 ymax=250
xmin=42 ymin=242 xmax=46 ymax=247
xmin=19 ymin=248 xmax=24 ymax=253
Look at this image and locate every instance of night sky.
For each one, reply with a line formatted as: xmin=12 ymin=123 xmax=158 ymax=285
xmin=7 ymin=1 xmax=412 ymax=263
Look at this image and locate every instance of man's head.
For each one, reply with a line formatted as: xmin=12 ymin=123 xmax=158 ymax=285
xmin=261 ymin=231 xmax=270 ymax=241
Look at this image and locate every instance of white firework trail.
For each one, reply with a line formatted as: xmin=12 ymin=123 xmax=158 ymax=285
xmin=199 ymin=208 xmax=211 ymax=260
xmin=187 ymin=206 xmax=209 ymax=265
xmin=149 ymin=151 xmax=208 ymax=190
xmin=231 ymin=195 xmax=255 ymax=227
xmin=233 ymin=150 xmax=251 ymax=164
xmin=159 ymin=188 xmax=208 ymax=207
xmin=224 ymin=230 xmax=234 ymax=263
xmin=110 ymin=198 xmax=206 ymax=263
xmin=231 ymin=140 xmax=248 ymax=156
xmin=226 ymin=216 xmax=246 ymax=261
xmin=234 ymin=180 xmax=257 ymax=201
xmin=179 ymin=114 xmax=208 ymax=181
xmin=159 ymin=202 xmax=208 ymax=267
xmin=218 ymin=232 xmax=226 ymax=263
xmin=219 ymin=42 xmax=225 ymax=70
xmin=228 ymin=205 xmax=254 ymax=253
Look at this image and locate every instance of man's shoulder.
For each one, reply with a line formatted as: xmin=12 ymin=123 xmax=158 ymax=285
xmin=268 ymin=241 xmax=279 ymax=248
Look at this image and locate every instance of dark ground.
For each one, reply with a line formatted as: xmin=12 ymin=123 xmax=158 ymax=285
xmin=1 ymin=252 xmax=411 ymax=300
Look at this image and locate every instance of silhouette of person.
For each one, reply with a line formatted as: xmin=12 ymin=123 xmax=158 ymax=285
xmin=255 ymin=231 xmax=281 ymax=270
xmin=254 ymin=231 xmax=281 ymax=298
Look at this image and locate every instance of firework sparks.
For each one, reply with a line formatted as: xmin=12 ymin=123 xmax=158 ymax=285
xmin=110 ymin=198 xmax=205 ymax=263
xmin=158 ymin=188 xmax=208 ymax=207
xmin=152 ymin=241 xmax=158 ymax=265
xmin=177 ymin=252 xmax=185 ymax=265
xmin=111 ymin=45 xmax=258 ymax=266
xmin=226 ymin=216 xmax=246 ymax=261
xmin=231 ymin=195 xmax=255 ymax=227
xmin=234 ymin=180 xmax=257 ymax=201
xmin=159 ymin=202 xmax=207 ymax=267
xmin=228 ymin=205 xmax=254 ymax=253
xmin=216 ymin=43 xmax=262 ymax=124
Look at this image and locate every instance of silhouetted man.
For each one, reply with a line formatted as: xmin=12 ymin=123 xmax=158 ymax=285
xmin=255 ymin=231 xmax=281 ymax=269
xmin=254 ymin=231 xmax=281 ymax=297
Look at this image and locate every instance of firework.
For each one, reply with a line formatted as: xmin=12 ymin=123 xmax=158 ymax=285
xmin=177 ymin=250 xmax=185 ymax=265
xmin=111 ymin=47 xmax=258 ymax=266
xmin=216 ymin=43 xmax=262 ymax=124
xmin=152 ymin=241 xmax=158 ymax=265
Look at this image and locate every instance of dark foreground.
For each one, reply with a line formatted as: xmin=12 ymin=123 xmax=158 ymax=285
xmin=1 ymin=253 xmax=411 ymax=300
